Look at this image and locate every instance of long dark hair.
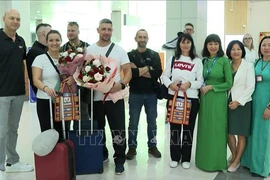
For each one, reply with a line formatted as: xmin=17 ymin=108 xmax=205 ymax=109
xmin=202 ymin=34 xmax=224 ymax=58
xmin=175 ymin=34 xmax=197 ymax=60
xmin=258 ymin=36 xmax=270 ymax=59
xmin=226 ymin=40 xmax=246 ymax=60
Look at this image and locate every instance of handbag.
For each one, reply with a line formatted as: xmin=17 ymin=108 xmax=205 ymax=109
xmin=155 ymin=78 xmax=169 ymax=100
xmin=156 ymin=56 xmax=176 ymax=99
xmin=54 ymin=82 xmax=80 ymax=121
xmin=166 ymin=91 xmax=192 ymax=125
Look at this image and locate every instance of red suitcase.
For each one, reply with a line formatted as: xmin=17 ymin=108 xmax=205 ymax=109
xmin=34 ymin=97 xmax=76 ymax=180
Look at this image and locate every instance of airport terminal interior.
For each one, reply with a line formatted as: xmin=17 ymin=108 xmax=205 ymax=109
xmin=1 ymin=0 xmax=270 ymax=180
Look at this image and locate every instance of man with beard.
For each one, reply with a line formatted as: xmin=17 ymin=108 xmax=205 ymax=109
xmin=86 ymin=18 xmax=131 ymax=175
xmin=126 ymin=29 xmax=162 ymax=160
xmin=60 ymin=22 xmax=90 ymax=122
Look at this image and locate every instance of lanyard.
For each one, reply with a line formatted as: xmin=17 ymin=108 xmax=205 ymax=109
xmin=204 ymin=57 xmax=217 ymax=81
xmin=261 ymin=59 xmax=270 ymax=73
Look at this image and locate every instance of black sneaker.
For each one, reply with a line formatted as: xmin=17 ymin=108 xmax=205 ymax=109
xmin=126 ymin=148 xmax=137 ymax=160
xmin=115 ymin=164 xmax=125 ymax=175
xmin=148 ymin=147 xmax=161 ymax=158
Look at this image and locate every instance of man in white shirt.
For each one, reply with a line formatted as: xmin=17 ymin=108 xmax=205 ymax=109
xmin=86 ymin=18 xmax=131 ymax=175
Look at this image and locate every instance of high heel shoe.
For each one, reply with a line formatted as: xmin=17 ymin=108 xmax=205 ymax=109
xmin=228 ymin=163 xmax=240 ymax=172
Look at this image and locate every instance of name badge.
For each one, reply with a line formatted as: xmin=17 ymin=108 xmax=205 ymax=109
xmin=256 ymin=75 xmax=263 ymax=82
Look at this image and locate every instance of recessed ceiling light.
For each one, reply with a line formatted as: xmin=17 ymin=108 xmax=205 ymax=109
xmin=37 ymin=11 xmax=40 ymax=13
xmin=34 ymin=17 xmax=37 ymax=19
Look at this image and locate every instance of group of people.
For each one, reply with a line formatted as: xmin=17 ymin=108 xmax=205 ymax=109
xmin=0 ymin=8 xmax=270 ymax=180
xmin=162 ymin=31 xmax=270 ymax=178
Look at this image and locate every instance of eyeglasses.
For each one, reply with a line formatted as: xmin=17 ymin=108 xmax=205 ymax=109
xmin=185 ymin=28 xmax=193 ymax=31
xmin=244 ymin=37 xmax=252 ymax=40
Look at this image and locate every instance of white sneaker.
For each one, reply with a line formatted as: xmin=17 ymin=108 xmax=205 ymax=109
xmin=5 ymin=162 xmax=34 ymax=173
xmin=0 ymin=170 xmax=7 ymax=180
xmin=169 ymin=161 xmax=178 ymax=168
xmin=182 ymin=162 xmax=191 ymax=169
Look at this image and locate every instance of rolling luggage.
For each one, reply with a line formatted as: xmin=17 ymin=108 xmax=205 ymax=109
xmin=69 ymin=88 xmax=103 ymax=175
xmin=34 ymin=97 xmax=76 ymax=180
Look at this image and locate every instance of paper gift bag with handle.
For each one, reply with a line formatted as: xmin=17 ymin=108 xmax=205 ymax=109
xmin=166 ymin=92 xmax=192 ymax=125
xmin=54 ymin=82 xmax=80 ymax=121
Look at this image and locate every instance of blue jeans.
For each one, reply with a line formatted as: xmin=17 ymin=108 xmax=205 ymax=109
xmin=128 ymin=92 xmax=158 ymax=148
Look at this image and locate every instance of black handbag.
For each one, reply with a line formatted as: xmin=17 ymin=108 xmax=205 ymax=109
xmin=155 ymin=56 xmax=175 ymax=100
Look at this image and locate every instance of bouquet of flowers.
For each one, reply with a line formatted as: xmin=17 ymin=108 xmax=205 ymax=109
xmin=74 ymin=54 xmax=125 ymax=103
xmin=57 ymin=46 xmax=85 ymax=92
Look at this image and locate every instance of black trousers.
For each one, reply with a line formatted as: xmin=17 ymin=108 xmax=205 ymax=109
xmin=36 ymin=98 xmax=70 ymax=140
xmin=169 ymin=97 xmax=199 ymax=162
xmin=92 ymin=99 xmax=126 ymax=165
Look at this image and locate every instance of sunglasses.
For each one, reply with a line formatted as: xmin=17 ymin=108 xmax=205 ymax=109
xmin=244 ymin=37 xmax=252 ymax=40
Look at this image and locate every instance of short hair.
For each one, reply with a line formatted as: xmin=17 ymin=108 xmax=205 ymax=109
xmin=46 ymin=30 xmax=62 ymax=41
xmin=202 ymin=34 xmax=224 ymax=58
xmin=68 ymin=21 xmax=79 ymax=28
xmin=135 ymin=29 xmax=147 ymax=37
xmin=99 ymin=18 xmax=113 ymax=26
xmin=242 ymin=33 xmax=254 ymax=50
xmin=185 ymin=23 xmax=194 ymax=28
xmin=258 ymin=36 xmax=270 ymax=58
xmin=175 ymin=34 xmax=197 ymax=60
xmin=36 ymin=23 xmax=51 ymax=33
xmin=226 ymin=40 xmax=246 ymax=60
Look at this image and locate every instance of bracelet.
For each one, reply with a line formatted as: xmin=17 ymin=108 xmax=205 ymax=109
xmin=267 ymin=102 xmax=270 ymax=109
xmin=42 ymin=85 xmax=48 ymax=92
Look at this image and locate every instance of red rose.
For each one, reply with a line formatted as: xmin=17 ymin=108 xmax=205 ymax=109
xmin=78 ymin=72 xmax=83 ymax=79
xmin=100 ymin=76 xmax=105 ymax=82
xmin=89 ymin=71 xmax=95 ymax=77
xmin=98 ymin=69 xmax=104 ymax=74
xmin=93 ymin=67 xmax=99 ymax=73
xmin=105 ymin=66 xmax=111 ymax=71
xmin=89 ymin=79 xmax=95 ymax=83
xmin=65 ymin=56 xmax=72 ymax=62
xmin=59 ymin=57 xmax=63 ymax=64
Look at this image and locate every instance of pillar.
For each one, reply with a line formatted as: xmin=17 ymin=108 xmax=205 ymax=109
xmin=165 ymin=0 xmax=207 ymax=61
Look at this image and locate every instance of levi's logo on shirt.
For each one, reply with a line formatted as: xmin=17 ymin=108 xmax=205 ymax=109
xmin=174 ymin=61 xmax=195 ymax=71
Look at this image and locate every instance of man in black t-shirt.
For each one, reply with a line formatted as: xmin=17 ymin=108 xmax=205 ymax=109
xmin=60 ymin=22 xmax=90 ymax=122
xmin=26 ymin=23 xmax=51 ymax=95
xmin=0 ymin=9 xmax=34 ymax=178
xmin=126 ymin=29 xmax=162 ymax=160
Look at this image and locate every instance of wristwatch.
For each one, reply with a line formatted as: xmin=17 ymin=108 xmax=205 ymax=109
xmin=120 ymin=83 xmax=126 ymax=90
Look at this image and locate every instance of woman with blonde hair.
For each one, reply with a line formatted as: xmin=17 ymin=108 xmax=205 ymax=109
xmin=242 ymin=34 xmax=256 ymax=63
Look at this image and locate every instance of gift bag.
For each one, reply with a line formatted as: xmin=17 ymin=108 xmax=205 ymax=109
xmin=166 ymin=92 xmax=192 ymax=125
xmin=54 ymin=82 xmax=80 ymax=121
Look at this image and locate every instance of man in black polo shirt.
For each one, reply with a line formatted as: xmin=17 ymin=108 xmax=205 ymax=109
xmin=0 ymin=9 xmax=34 ymax=179
xmin=60 ymin=22 xmax=90 ymax=122
xmin=126 ymin=29 xmax=162 ymax=160
xmin=26 ymin=23 xmax=51 ymax=95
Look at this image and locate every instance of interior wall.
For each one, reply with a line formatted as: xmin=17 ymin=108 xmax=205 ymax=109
xmin=247 ymin=1 xmax=270 ymax=50
xmin=224 ymin=1 xmax=247 ymax=35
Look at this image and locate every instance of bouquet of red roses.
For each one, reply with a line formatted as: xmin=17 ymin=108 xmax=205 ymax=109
xmin=74 ymin=54 xmax=127 ymax=103
xmin=58 ymin=46 xmax=85 ymax=92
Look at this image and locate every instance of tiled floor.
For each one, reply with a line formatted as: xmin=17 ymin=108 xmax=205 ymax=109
xmin=4 ymin=98 xmax=270 ymax=180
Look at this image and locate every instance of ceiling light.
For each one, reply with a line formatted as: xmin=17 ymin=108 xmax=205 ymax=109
xmin=37 ymin=10 xmax=40 ymax=13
